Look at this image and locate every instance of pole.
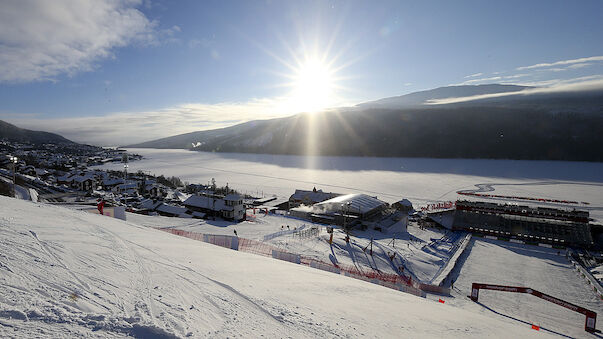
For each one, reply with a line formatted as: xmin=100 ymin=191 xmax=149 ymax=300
xmin=10 ymin=156 xmax=17 ymax=198
xmin=12 ymin=162 xmax=16 ymax=197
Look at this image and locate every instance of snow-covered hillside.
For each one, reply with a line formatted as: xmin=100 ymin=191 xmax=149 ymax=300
xmin=450 ymin=238 xmax=603 ymax=338
xmin=128 ymin=211 xmax=458 ymax=283
xmin=0 ymin=196 xmax=551 ymax=338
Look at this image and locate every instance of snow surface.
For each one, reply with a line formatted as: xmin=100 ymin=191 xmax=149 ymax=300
xmin=95 ymin=149 xmax=603 ymax=222
xmin=127 ymin=211 xmax=458 ymax=283
xmin=0 ymin=196 xmax=553 ymax=338
xmin=448 ymin=238 xmax=603 ymax=338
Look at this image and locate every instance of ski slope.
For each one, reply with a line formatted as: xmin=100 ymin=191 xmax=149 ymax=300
xmin=0 ymin=196 xmax=552 ymax=338
xmin=127 ymin=211 xmax=457 ymax=283
xmin=449 ymin=238 xmax=603 ymax=338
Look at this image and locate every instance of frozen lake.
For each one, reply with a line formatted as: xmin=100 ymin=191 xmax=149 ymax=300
xmin=97 ymin=148 xmax=603 ymax=220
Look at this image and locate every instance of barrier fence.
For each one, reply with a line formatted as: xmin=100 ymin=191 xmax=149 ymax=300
xmin=160 ymin=227 xmax=429 ymax=297
xmin=457 ymin=191 xmax=588 ymax=205
xmin=420 ymin=201 xmax=455 ymax=212
xmin=263 ymin=225 xmax=307 ymax=241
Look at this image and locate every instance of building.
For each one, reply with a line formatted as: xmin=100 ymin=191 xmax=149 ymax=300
xmin=291 ymin=193 xmax=389 ymax=227
xmin=183 ymin=193 xmax=245 ymax=221
xmin=71 ymin=174 xmax=95 ymax=191
xmin=392 ymin=199 xmax=413 ymax=213
xmin=451 ymin=200 xmax=593 ymax=247
xmin=288 ymin=188 xmax=340 ymax=208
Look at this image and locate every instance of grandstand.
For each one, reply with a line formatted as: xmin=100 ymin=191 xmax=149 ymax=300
xmin=452 ymin=200 xmax=593 ymax=247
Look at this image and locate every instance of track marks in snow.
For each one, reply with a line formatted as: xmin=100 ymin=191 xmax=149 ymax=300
xmin=29 ymin=230 xmax=91 ymax=292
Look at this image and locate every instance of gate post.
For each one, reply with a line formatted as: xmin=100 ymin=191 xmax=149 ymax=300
xmin=585 ymin=311 xmax=597 ymax=333
xmin=470 ymin=283 xmax=479 ymax=302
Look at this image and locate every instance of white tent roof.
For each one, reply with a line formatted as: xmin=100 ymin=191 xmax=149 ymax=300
xmin=314 ymin=194 xmax=387 ymax=215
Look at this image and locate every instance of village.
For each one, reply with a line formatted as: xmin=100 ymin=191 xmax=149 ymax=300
xmin=0 ymin=139 xmax=416 ymax=228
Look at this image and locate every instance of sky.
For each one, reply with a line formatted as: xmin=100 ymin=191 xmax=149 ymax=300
xmin=0 ymin=0 xmax=602 ymax=145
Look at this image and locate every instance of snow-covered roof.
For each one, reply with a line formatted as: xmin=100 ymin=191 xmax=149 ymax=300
xmin=315 ymin=194 xmax=387 ymax=215
xmin=57 ymin=174 xmax=74 ymax=182
xmin=72 ymin=175 xmax=95 ymax=183
xmin=138 ymin=198 xmax=163 ymax=210
xmin=290 ymin=189 xmax=338 ymax=204
xmin=156 ymin=204 xmax=188 ymax=216
xmin=395 ymin=199 xmax=413 ymax=207
xmin=224 ymin=193 xmax=241 ymax=201
xmin=172 ymin=191 xmax=191 ymax=202
xmin=103 ymin=178 xmax=122 ymax=186
xmin=116 ymin=183 xmax=138 ymax=190
xmin=183 ymin=195 xmax=229 ymax=211
xmin=35 ymin=168 xmax=49 ymax=176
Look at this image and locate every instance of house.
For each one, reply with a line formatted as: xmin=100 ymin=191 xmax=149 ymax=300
xmin=71 ymin=174 xmax=96 ymax=191
xmin=136 ymin=198 xmax=163 ymax=213
xmin=144 ymin=184 xmax=163 ymax=198
xmin=102 ymin=178 xmax=122 ymax=190
xmin=56 ymin=173 xmax=75 ymax=186
xmin=21 ymin=165 xmax=36 ymax=176
xmin=183 ymin=193 xmax=245 ymax=221
xmin=288 ymin=188 xmax=340 ymax=208
xmin=392 ymin=199 xmax=413 ymax=213
xmin=113 ymin=182 xmax=138 ymax=195
xmin=34 ymin=168 xmax=51 ymax=179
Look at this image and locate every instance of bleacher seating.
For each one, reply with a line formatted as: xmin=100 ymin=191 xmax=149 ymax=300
xmin=452 ymin=201 xmax=593 ymax=247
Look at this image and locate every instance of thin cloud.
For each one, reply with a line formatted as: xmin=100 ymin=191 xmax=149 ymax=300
xmin=516 ymin=56 xmax=603 ymax=71
xmin=462 ymin=76 xmax=502 ymax=84
xmin=568 ymin=63 xmax=592 ymax=69
xmin=428 ymin=76 xmax=603 ymax=105
xmin=0 ymin=0 xmax=157 ymax=83
xmin=464 ymin=72 xmax=483 ymax=79
xmin=3 ymin=97 xmax=307 ymax=146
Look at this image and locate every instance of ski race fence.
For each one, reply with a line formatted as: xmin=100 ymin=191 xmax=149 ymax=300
xmin=262 ymin=225 xmax=308 ymax=241
xmin=567 ymin=250 xmax=603 ymax=300
xmin=159 ymin=228 xmax=427 ymax=297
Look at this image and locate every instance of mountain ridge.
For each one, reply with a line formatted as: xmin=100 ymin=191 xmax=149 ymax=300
xmin=127 ymin=84 xmax=603 ymax=161
xmin=0 ymin=120 xmax=74 ymax=144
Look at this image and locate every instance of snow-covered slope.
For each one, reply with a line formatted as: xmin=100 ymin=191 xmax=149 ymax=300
xmin=450 ymin=238 xmax=603 ymax=338
xmin=0 ymin=196 xmax=551 ymax=338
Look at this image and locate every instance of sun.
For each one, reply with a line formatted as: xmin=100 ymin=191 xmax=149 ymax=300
xmin=286 ymin=57 xmax=337 ymax=113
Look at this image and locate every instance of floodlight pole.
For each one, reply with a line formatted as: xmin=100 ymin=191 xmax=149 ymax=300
xmin=10 ymin=156 xmax=18 ymax=197
xmin=123 ymin=164 xmax=128 ymax=182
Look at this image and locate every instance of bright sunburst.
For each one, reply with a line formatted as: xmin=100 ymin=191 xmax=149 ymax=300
xmin=289 ymin=57 xmax=336 ymax=113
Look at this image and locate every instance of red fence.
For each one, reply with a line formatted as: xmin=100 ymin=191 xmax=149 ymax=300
xmin=160 ymin=228 xmax=429 ymax=297
xmin=470 ymin=283 xmax=597 ymax=333
xmin=457 ymin=191 xmax=588 ymax=205
xmin=421 ymin=201 xmax=455 ymax=212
